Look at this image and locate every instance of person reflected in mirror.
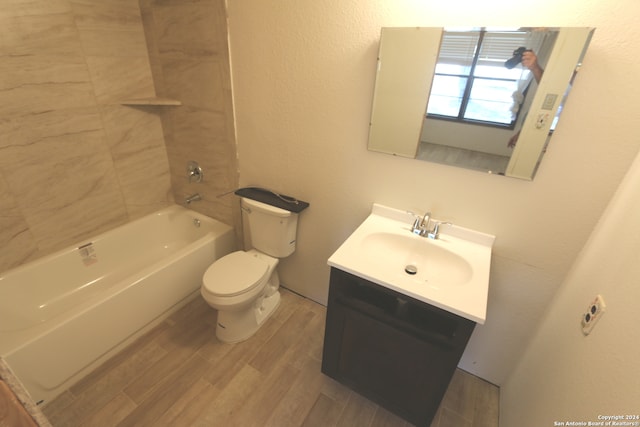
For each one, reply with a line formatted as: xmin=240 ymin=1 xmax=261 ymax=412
xmin=508 ymin=50 xmax=544 ymax=148
xmin=521 ymin=50 xmax=544 ymax=85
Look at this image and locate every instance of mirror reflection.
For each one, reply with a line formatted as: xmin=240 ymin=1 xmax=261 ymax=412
xmin=368 ymin=27 xmax=595 ymax=180
xmin=419 ymin=28 xmax=558 ymax=175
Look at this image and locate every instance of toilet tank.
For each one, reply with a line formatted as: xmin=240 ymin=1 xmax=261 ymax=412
xmin=241 ymin=197 xmax=299 ymax=258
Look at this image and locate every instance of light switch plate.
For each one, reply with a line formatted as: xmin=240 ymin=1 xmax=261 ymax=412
xmin=542 ymin=93 xmax=558 ymax=110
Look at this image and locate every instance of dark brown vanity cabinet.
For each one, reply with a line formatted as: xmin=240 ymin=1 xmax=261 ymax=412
xmin=321 ymin=268 xmax=476 ymax=426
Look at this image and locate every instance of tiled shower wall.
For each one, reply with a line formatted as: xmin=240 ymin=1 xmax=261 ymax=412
xmin=140 ymin=0 xmax=240 ymax=236
xmin=0 ymin=0 xmax=239 ymax=272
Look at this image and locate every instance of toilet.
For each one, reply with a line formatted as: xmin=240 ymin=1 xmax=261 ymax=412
xmin=201 ymin=197 xmax=299 ymax=343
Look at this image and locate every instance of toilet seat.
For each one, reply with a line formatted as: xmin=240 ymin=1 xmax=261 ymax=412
xmin=203 ymin=251 xmax=269 ymax=297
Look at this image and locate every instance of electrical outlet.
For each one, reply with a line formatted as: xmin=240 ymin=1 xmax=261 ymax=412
xmin=581 ymin=294 xmax=606 ymax=336
xmin=535 ymin=112 xmax=550 ymax=129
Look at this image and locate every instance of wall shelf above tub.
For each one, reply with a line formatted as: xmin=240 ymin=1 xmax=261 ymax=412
xmin=120 ymin=97 xmax=182 ymax=106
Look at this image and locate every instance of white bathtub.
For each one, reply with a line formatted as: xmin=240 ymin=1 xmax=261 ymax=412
xmin=0 ymin=205 xmax=235 ymax=405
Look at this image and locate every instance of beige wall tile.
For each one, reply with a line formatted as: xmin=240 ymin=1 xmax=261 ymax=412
xmin=100 ymin=105 xmax=165 ymax=153
xmin=0 ymin=53 xmax=95 ymax=117
xmin=0 ymin=81 xmax=96 ymax=118
xmin=138 ymin=0 xmax=167 ymax=96
xmin=0 ymin=118 xmax=17 ymax=154
xmin=143 ymin=0 xmax=238 ymax=230
xmin=0 ymin=0 xmax=71 ymax=18
xmin=163 ymin=107 xmax=232 ymax=169
xmin=161 ymin=58 xmax=224 ymax=110
xmin=152 ymin=3 xmax=222 ymax=56
xmin=0 ymin=174 xmax=39 ymax=271
xmin=112 ymin=142 xmax=174 ymax=216
xmin=1 ymin=0 xmax=236 ymax=273
xmin=100 ymin=105 xmax=174 ymax=216
xmin=71 ymin=0 xmax=149 ymax=57
xmin=164 ymin=106 xmax=236 ymax=221
xmin=0 ymin=127 xmax=127 ymax=251
xmin=78 ymin=29 xmax=149 ymax=57
xmin=85 ymin=56 xmax=155 ymax=105
xmin=0 ymin=108 xmax=102 ymax=149
xmin=0 ymin=55 xmax=90 ymax=91
xmin=70 ymin=0 xmax=143 ymax=31
xmin=0 ymin=13 xmax=83 ymax=55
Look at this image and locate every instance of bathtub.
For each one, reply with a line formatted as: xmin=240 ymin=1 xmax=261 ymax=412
xmin=0 ymin=205 xmax=236 ymax=405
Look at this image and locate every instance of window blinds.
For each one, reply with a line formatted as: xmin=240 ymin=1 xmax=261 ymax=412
xmin=437 ymin=31 xmax=543 ymax=67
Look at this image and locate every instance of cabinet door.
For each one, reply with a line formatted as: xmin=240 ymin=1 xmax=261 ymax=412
xmin=321 ymin=268 xmax=475 ymax=426
xmin=337 ymin=302 xmax=457 ymax=425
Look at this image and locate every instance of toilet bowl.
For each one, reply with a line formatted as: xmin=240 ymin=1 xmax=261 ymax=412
xmin=201 ymin=197 xmax=299 ymax=343
xmin=201 ymin=249 xmax=280 ymax=342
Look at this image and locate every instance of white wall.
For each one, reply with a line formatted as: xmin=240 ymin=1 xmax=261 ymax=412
xmin=501 ymin=143 xmax=640 ymax=425
xmin=226 ymin=0 xmax=640 ymax=385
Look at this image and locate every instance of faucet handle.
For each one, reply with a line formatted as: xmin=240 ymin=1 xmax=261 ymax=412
xmin=428 ymin=221 xmax=452 ymax=239
xmin=187 ymin=161 xmax=203 ymax=183
xmin=411 ymin=217 xmax=423 ymax=234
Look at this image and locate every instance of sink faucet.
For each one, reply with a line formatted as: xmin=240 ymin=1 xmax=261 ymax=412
xmin=410 ymin=212 xmax=451 ymax=239
xmin=411 ymin=212 xmax=431 ymax=236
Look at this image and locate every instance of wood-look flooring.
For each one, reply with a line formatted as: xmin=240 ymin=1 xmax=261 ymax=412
xmin=42 ymin=288 xmax=499 ymax=427
xmin=417 ymin=142 xmax=510 ymax=175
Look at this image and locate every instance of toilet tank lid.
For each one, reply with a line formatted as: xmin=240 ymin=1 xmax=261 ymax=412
xmin=203 ymin=252 xmax=269 ymax=296
xmin=235 ymin=187 xmax=309 ymax=213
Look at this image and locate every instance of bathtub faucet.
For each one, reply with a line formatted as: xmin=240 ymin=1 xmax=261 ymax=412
xmin=185 ymin=193 xmax=202 ymax=204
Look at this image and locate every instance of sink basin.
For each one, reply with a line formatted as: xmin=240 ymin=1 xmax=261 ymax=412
xmin=328 ymin=204 xmax=495 ymax=323
xmin=360 ymin=232 xmax=473 ymax=286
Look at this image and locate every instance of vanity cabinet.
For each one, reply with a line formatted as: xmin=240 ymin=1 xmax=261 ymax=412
xmin=321 ymin=268 xmax=476 ymax=426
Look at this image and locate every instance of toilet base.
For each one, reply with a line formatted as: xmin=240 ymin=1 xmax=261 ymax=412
xmin=215 ymin=290 xmax=281 ymax=343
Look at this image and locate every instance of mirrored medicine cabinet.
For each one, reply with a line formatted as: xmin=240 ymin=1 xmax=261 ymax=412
xmin=367 ymin=27 xmax=595 ymax=180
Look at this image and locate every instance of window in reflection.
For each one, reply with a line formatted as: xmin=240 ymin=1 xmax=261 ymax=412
xmin=426 ymin=29 xmax=546 ymax=127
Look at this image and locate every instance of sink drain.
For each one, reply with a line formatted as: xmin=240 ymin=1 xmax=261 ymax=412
xmin=404 ymin=264 xmax=418 ymax=275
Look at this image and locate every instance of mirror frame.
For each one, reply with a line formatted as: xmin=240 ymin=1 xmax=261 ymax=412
xmin=368 ymin=27 xmax=595 ymax=180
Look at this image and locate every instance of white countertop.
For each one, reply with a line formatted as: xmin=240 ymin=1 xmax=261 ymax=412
xmin=328 ymin=204 xmax=495 ymax=324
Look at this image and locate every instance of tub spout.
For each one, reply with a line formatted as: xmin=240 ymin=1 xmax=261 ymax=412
xmin=185 ymin=193 xmax=202 ymax=204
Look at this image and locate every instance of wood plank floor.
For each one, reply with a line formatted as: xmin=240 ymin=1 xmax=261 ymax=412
xmin=417 ymin=142 xmax=510 ymax=175
xmin=42 ymin=288 xmax=499 ymax=427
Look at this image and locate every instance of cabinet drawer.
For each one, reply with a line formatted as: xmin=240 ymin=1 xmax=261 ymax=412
xmin=328 ymin=268 xmax=474 ymax=349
